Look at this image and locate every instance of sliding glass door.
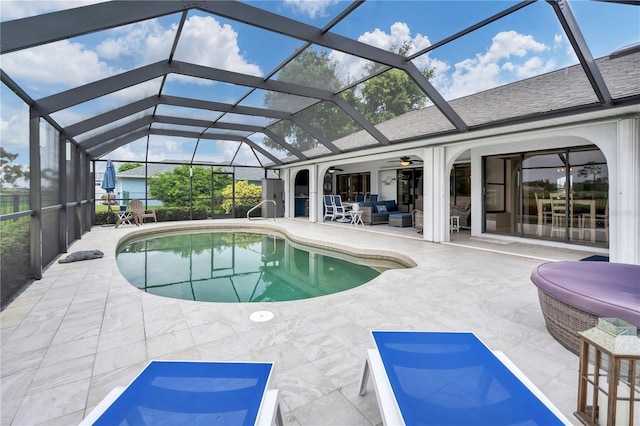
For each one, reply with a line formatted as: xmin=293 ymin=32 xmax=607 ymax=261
xmin=483 ymin=146 xmax=608 ymax=246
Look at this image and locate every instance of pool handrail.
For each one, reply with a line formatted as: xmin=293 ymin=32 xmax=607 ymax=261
xmin=247 ymin=200 xmax=277 ymax=221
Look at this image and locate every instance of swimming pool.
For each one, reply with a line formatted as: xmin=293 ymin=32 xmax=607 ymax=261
xmin=116 ymin=229 xmax=408 ymax=303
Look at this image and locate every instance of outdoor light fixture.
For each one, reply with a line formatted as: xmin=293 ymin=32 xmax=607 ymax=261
xmin=400 ymin=159 xmax=411 ymax=166
xmin=575 ymin=318 xmax=640 ymax=426
xmin=328 ymin=167 xmax=335 ymax=174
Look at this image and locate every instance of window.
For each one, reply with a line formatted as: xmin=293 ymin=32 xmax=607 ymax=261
xmin=483 ymin=146 xmax=608 ymax=246
xmin=484 ymin=157 xmax=506 ymax=212
xmin=336 ymin=172 xmax=370 ymax=202
xmin=450 ymin=163 xmax=470 ymax=207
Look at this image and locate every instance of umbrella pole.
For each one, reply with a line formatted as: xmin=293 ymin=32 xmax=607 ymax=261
xmin=103 ymin=193 xmax=115 ymax=226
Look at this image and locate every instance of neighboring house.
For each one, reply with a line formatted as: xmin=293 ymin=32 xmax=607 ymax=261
xmin=116 ymin=164 xmax=278 ymax=206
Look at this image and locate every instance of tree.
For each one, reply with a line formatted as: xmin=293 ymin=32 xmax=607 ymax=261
xmin=219 ymin=180 xmax=262 ymax=214
xmin=263 ymin=50 xmax=359 ymax=152
xmin=0 ymin=147 xmax=28 ymax=188
xmin=118 ymin=162 xmax=142 ymax=173
xmin=263 ymin=45 xmax=435 ymax=152
xmin=577 ymin=161 xmax=603 ymax=183
xmin=148 ymin=165 xmax=231 ymax=209
xmin=348 ymin=42 xmax=435 ymax=125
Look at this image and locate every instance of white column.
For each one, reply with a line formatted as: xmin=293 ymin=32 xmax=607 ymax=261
xmin=309 ymin=165 xmax=318 ymax=223
xmin=613 ymin=117 xmax=640 ymax=264
xmin=419 ymin=146 xmax=446 ymax=242
xmin=431 ymin=146 xmax=448 ymax=243
xmin=283 ymin=168 xmax=292 ymax=218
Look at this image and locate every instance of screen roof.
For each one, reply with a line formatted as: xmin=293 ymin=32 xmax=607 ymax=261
xmin=1 ymin=0 xmax=638 ymax=168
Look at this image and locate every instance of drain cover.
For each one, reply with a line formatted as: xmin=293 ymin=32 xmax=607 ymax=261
xmin=249 ymin=311 xmax=274 ymax=322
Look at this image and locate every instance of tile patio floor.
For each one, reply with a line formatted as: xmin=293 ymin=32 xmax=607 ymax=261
xmin=1 ymin=218 xmax=602 ymax=425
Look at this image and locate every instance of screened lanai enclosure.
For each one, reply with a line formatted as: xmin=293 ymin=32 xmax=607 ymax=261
xmin=1 ymin=0 xmax=639 ymax=305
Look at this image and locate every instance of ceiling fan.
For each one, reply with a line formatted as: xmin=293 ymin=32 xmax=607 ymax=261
xmin=327 ymin=166 xmax=344 ymax=174
xmin=388 ymin=156 xmax=424 ymax=166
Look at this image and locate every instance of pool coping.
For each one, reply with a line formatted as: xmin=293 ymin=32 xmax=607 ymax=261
xmin=116 ymin=221 xmax=418 ymax=269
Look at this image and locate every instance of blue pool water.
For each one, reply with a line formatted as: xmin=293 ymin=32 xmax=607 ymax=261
xmin=116 ymin=230 xmax=405 ymax=302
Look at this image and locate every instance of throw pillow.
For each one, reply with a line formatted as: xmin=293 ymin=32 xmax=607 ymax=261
xmin=377 ymin=204 xmax=388 ymax=213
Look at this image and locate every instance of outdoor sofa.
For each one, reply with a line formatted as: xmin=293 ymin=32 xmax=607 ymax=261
xmin=359 ymin=200 xmax=408 ymax=225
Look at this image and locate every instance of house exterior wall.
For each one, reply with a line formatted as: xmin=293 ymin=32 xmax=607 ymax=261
xmin=117 ymin=177 xmax=163 ymax=206
xmin=284 ymin=113 xmax=639 ymax=265
xmin=460 ymin=116 xmax=637 ymax=264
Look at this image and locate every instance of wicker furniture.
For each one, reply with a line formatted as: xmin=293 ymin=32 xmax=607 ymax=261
xmin=412 ymin=210 xmax=423 ymax=232
xmin=531 ymin=261 xmax=640 ymax=355
xmin=450 ymin=201 xmax=470 ymax=228
xmin=389 ymin=213 xmax=412 ymax=227
xmin=537 ymin=290 xmax=597 ymax=354
xmin=359 ymin=200 xmax=407 ymax=225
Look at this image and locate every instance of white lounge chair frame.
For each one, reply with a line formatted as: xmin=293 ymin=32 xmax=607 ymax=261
xmin=332 ymin=194 xmax=348 ymax=222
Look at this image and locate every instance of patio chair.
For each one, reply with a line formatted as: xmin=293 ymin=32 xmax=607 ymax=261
xmin=549 ymin=194 xmax=567 ymax=238
xmin=80 ymin=360 xmax=283 ymax=426
xmin=355 ymin=193 xmax=365 ymax=203
xmin=359 ymin=331 xmax=570 ymax=426
xmin=129 ymin=199 xmax=157 ymax=225
xmin=369 ymin=194 xmax=378 ymax=202
xmin=580 ymin=198 xmax=609 ymax=242
xmin=412 ymin=209 xmax=423 ymax=233
xmin=534 ymin=193 xmax=552 ymax=227
xmin=323 ymin=194 xmax=335 ymax=220
xmin=332 ymin=194 xmax=348 ymax=222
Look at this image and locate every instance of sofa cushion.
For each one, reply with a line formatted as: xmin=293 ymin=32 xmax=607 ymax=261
xmin=359 ymin=201 xmax=374 ymax=211
xmin=384 ymin=200 xmax=398 ymax=212
xmin=373 ymin=201 xmax=387 ymax=213
xmin=376 ymin=204 xmax=388 ymax=213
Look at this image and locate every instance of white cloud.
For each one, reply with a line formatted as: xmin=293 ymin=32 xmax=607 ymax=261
xmin=283 ymin=0 xmax=340 ymax=19
xmin=0 ymin=110 xmax=28 ymax=150
xmin=107 ymin=142 xmax=145 ymax=163
xmin=436 ymin=30 xmax=556 ymax=100
xmin=1 ymin=39 xmax=116 ymax=90
xmin=330 ymin=22 xmax=433 ymax=83
xmin=97 ymin=20 xmax=167 ymax=64
xmin=171 ymin=15 xmax=262 ymax=78
xmin=483 ymin=31 xmax=547 ymax=62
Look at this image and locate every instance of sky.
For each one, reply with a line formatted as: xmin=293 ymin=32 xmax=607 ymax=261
xmin=1 ymin=0 xmax=638 ymax=177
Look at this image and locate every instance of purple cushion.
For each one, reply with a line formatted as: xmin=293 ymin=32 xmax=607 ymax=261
xmin=531 ymin=261 xmax=640 ymax=327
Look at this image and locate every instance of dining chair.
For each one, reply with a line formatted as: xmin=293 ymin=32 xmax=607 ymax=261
xmin=549 ymin=195 xmax=567 ymax=238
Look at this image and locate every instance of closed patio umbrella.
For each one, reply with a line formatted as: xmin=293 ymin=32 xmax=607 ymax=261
xmin=101 ymin=160 xmax=116 ymax=215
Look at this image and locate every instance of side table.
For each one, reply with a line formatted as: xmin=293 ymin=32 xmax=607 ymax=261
xmin=115 ymin=211 xmax=134 ymax=228
xmin=349 ymin=210 xmax=364 ymax=227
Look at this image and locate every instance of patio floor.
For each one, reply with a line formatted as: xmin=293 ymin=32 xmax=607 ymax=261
xmin=0 ymin=218 xmax=601 ymax=425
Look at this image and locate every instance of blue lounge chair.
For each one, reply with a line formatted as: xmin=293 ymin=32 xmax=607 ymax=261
xmin=355 ymin=193 xmax=365 ymax=203
xmin=369 ymin=194 xmax=378 ymax=202
xmin=323 ymin=195 xmax=335 ymax=220
xmin=359 ymin=331 xmax=571 ymax=425
xmin=81 ymin=360 xmax=283 ymax=426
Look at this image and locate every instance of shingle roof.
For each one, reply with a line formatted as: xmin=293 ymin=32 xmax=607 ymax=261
xmin=303 ymin=50 xmax=640 ymax=156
